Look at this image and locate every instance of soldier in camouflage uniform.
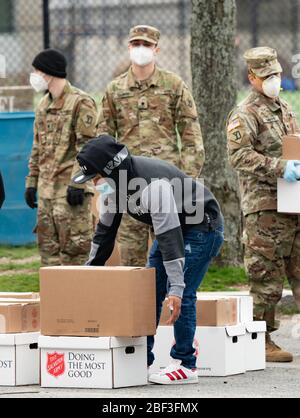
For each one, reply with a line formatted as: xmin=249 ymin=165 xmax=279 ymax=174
xmin=25 ymin=49 xmax=98 ymax=266
xmin=227 ymin=47 xmax=300 ymax=362
xmin=97 ymin=25 xmax=205 ymax=266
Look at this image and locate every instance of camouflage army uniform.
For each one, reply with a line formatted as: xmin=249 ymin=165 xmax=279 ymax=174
xmin=227 ymin=49 xmax=300 ymax=332
xmin=26 ymin=81 xmax=98 ymax=266
xmin=98 ymin=64 xmax=204 ymax=266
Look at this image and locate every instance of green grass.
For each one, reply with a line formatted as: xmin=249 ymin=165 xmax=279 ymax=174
xmin=0 ymin=261 xmax=41 ymax=271
xmin=0 ymin=244 xmax=39 ymax=260
xmin=200 ymin=265 xmax=248 ymax=292
xmin=0 ymin=273 xmax=39 ymax=292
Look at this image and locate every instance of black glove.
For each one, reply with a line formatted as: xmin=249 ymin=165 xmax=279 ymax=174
xmin=25 ymin=187 xmax=37 ymax=209
xmin=67 ymin=186 xmax=85 ymax=206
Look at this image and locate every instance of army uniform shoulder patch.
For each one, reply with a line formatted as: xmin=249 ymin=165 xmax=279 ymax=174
xmin=227 ymin=117 xmax=241 ymax=132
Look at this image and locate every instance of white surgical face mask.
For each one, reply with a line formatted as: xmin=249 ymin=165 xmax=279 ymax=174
xmin=30 ymin=72 xmax=49 ymax=92
xmin=130 ymin=46 xmax=155 ymax=67
xmin=262 ymin=75 xmax=281 ymax=99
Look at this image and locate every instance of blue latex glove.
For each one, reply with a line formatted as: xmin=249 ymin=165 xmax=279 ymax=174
xmin=284 ymin=160 xmax=300 ymax=182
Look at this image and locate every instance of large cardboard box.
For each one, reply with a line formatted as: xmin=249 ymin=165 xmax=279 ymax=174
xmin=278 ymin=134 xmax=300 ymax=213
xmin=0 ymin=332 xmax=40 ymax=386
xmin=0 ymin=302 xmax=40 ymax=333
xmin=245 ymin=321 xmax=266 ymax=371
xmin=149 ymin=324 xmax=246 ymax=377
xmin=39 ymin=335 xmax=147 ymax=389
xmin=40 ymin=266 xmax=156 ymax=337
xmin=159 ymin=297 xmax=237 ymax=326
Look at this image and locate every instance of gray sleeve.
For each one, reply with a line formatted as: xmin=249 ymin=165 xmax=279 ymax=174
xmin=142 ymin=180 xmax=185 ymax=298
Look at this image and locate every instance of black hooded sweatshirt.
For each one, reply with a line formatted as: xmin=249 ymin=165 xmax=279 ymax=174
xmin=76 ymin=136 xmax=223 ymax=298
xmin=0 ymin=171 xmax=5 ymax=209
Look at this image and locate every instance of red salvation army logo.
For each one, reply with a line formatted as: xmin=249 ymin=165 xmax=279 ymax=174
xmin=47 ymin=352 xmax=65 ymax=378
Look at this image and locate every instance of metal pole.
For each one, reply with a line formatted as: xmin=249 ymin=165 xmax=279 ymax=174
xmin=43 ymin=0 xmax=50 ymax=49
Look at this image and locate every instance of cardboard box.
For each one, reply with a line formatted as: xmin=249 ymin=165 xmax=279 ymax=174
xmin=159 ymin=297 xmax=237 ymax=326
xmin=282 ymin=134 xmax=300 ymax=160
xmin=198 ymin=293 xmax=253 ymax=324
xmin=149 ymin=325 xmax=246 ymax=377
xmin=0 ymin=292 xmax=39 ymax=300
xmin=245 ymin=321 xmax=266 ymax=371
xmin=0 ymin=302 xmax=40 ymax=333
xmin=40 ymin=266 xmax=156 ymax=337
xmin=195 ymin=325 xmax=246 ymax=376
xmin=277 ymin=178 xmax=300 ymax=213
xmin=39 ymin=335 xmax=147 ymax=389
xmin=278 ymin=134 xmax=300 ymax=214
xmin=0 ymin=332 xmax=40 ymax=386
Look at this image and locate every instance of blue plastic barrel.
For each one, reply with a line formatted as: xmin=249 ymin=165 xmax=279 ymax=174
xmin=0 ymin=112 xmax=36 ymax=245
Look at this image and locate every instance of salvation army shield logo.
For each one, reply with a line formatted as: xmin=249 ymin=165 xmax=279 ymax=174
xmin=47 ymin=352 xmax=65 ymax=378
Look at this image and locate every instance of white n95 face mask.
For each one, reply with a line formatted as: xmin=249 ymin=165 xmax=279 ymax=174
xmin=130 ymin=46 xmax=154 ymax=67
xmin=30 ymin=73 xmax=49 ymax=92
xmin=262 ymin=75 xmax=281 ymax=99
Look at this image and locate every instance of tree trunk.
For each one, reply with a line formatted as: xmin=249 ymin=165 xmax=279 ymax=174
xmin=191 ymin=0 xmax=242 ymax=266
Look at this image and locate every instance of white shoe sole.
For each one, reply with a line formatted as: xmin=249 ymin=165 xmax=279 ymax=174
xmin=149 ymin=375 xmax=199 ymax=385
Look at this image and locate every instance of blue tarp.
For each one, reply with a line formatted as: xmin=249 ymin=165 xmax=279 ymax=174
xmin=0 ymin=112 xmax=36 ymax=245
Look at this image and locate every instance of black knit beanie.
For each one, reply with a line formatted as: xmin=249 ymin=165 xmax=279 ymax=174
xmin=32 ymin=49 xmax=67 ymax=78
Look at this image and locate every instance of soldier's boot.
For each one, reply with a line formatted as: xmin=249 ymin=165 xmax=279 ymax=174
xmin=266 ymin=333 xmax=293 ymax=363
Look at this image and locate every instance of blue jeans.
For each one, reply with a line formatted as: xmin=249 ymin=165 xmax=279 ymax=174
xmin=147 ymin=225 xmax=224 ymax=369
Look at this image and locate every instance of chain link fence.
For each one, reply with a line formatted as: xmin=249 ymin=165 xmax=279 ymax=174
xmin=0 ymin=0 xmax=300 ymax=119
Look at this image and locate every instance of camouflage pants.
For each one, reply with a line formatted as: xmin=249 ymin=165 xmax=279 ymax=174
xmin=37 ymin=195 xmax=94 ymax=266
xmin=117 ymin=213 xmax=151 ymax=267
xmin=244 ymin=210 xmax=300 ymax=332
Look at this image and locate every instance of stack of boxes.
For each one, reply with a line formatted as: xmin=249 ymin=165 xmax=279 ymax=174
xmin=150 ymin=293 xmax=266 ymax=377
xmin=0 ymin=292 xmax=40 ymax=386
xmin=38 ymin=266 xmax=156 ymax=389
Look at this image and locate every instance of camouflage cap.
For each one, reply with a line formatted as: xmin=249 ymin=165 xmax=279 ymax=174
xmin=243 ymin=46 xmax=282 ymax=77
xmin=129 ymin=25 xmax=160 ymax=45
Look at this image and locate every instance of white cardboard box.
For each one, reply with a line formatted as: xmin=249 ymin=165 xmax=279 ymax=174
xmin=277 ymin=178 xmax=300 ymax=213
xmin=245 ymin=321 xmax=266 ymax=371
xmin=39 ymin=335 xmax=147 ymax=389
xmin=195 ymin=325 xmax=246 ymax=376
xmin=150 ymin=325 xmax=246 ymax=377
xmin=0 ymin=332 xmax=40 ymax=386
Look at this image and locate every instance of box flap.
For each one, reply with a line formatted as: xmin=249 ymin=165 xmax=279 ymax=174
xmin=0 ymin=333 xmax=16 ymax=345
xmin=110 ymin=337 xmax=146 ymax=348
xmin=246 ymin=321 xmax=266 ymax=333
xmin=40 ymin=266 xmax=145 ymax=272
xmin=14 ymin=332 xmax=40 ymax=345
xmin=0 ymin=299 xmax=40 ymax=305
xmin=39 ymin=335 xmax=112 ymax=349
xmin=38 ymin=335 xmax=146 ymax=349
xmin=225 ymin=324 xmax=246 ymax=337
xmin=0 ymin=292 xmax=39 ymax=299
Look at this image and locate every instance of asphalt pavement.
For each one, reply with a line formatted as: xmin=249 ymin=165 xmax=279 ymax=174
xmin=0 ymin=314 xmax=299 ymax=399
